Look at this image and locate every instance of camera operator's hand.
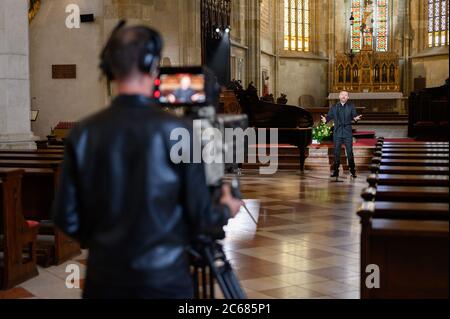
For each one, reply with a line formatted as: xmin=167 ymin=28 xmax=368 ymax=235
xmin=220 ymin=184 xmax=242 ymax=218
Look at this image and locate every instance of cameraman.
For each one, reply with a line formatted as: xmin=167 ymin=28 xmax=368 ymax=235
xmin=52 ymin=24 xmax=241 ymax=299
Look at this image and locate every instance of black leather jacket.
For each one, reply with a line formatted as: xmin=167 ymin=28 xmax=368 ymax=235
xmin=53 ymin=94 xmax=231 ymax=293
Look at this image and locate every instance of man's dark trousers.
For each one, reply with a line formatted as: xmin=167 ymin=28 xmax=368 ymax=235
xmin=333 ymin=135 xmax=355 ymax=174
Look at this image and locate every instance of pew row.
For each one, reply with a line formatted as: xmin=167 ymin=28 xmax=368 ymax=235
xmin=367 ymin=173 xmax=449 ymax=187
xmin=378 ymin=142 xmax=448 ymax=146
xmin=0 ymin=160 xmax=80 ymax=266
xmin=377 ymin=137 xmax=448 ymax=146
xmin=369 ymin=164 xmax=449 ymax=175
xmin=0 ymin=149 xmax=64 ymax=155
xmin=359 ymin=137 xmax=449 ymax=299
xmin=0 ymin=169 xmax=39 ymax=289
xmin=358 ymin=206 xmax=448 ymax=299
xmin=371 ymin=158 xmax=449 ymax=166
xmin=360 ymin=201 xmax=448 ymax=221
xmin=375 ymin=147 xmax=449 ymax=154
xmin=361 ymin=185 xmax=449 ymax=203
xmin=373 ymin=151 xmax=449 ymax=160
xmin=0 ymin=154 xmax=64 ymax=161
xmin=376 ymin=141 xmax=448 ymax=149
xmin=376 ymin=140 xmax=448 ymax=145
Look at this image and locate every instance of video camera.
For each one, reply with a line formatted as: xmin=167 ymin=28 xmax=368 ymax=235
xmin=155 ymin=66 xmax=248 ymax=188
xmin=155 ymin=66 xmax=217 ymax=108
xmin=155 ymin=66 xmax=248 ymax=299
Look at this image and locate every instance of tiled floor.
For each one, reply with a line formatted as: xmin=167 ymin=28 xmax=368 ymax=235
xmin=0 ymin=169 xmax=366 ymax=299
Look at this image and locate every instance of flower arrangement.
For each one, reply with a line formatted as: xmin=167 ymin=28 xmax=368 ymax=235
xmin=312 ymin=121 xmax=332 ymax=144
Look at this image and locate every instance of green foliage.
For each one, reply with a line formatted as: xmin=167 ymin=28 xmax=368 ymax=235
xmin=312 ymin=122 xmax=332 ymax=143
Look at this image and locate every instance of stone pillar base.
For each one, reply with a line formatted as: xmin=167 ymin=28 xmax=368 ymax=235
xmin=0 ymin=133 xmax=40 ymax=150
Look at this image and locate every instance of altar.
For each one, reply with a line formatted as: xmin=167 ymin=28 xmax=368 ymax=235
xmin=327 ymin=92 xmax=407 ymax=114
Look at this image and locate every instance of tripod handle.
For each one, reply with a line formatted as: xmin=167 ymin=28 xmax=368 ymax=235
xmin=226 ymin=177 xmax=258 ymax=225
xmin=230 ymin=177 xmax=242 ymax=200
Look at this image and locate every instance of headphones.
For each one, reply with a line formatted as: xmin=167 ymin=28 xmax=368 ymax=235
xmin=99 ymin=20 xmax=163 ymax=81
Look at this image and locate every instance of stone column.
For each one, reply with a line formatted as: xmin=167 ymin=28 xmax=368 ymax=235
xmin=246 ymin=0 xmax=261 ymax=91
xmin=327 ymin=0 xmax=337 ymax=93
xmin=0 ymin=0 xmax=38 ymax=149
xmin=402 ymin=0 xmax=412 ymax=96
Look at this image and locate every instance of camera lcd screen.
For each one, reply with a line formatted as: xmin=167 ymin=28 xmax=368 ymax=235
xmin=158 ymin=73 xmax=206 ymax=105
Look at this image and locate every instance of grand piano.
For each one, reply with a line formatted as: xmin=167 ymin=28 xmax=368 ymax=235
xmin=225 ymin=81 xmax=314 ymax=171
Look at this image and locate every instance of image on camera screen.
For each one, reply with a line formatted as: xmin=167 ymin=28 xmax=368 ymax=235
xmin=159 ymin=73 xmax=206 ymax=105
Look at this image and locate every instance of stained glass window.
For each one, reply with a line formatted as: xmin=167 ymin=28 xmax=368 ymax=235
xmin=428 ymin=0 xmax=449 ymax=47
xmin=375 ymin=0 xmax=388 ymax=51
xmin=284 ymin=0 xmax=310 ymax=52
xmin=351 ymin=0 xmax=389 ymax=52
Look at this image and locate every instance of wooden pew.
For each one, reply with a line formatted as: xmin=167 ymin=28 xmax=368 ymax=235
xmin=0 ymin=149 xmax=64 ymax=155
xmin=357 ymin=206 xmax=448 ymax=298
xmin=376 ymin=143 xmax=448 ymax=148
xmin=0 ymin=154 xmax=64 ymax=161
xmin=377 ymin=138 xmax=448 ymax=146
xmin=361 ymin=185 xmax=449 ymax=203
xmin=376 ymin=143 xmax=449 ymax=149
xmin=373 ymin=151 xmax=448 ymax=160
xmin=371 ymin=157 xmax=449 ymax=166
xmin=0 ymin=169 xmax=39 ymax=289
xmin=376 ymin=139 xmax=449 ymax=148
xmin=0 ymin=159 xmax=63 ymax=169
xmin=408 ymin=82 xmax=449 ymax=140
xmin=375 ymin=144 xmax=448 ymax=152
xmin=360 ymin=201 xmax=448 ymax=221
xmin=0 ymin=160 xmax=80 ymax=266
xmin=36 ymin=144 xmax=64 ymax=151
xmin=380 ymin=142 xmax=448 ymax=146
xmin=375 ymin=147 xmax=449 ymax=154
xmin=369 ymin=164 xmax=449 ymax=175
xmin=367 ymin=173 xmax=449 ymax=187
xmin=359 ymin=138 xmax=449 ymax=298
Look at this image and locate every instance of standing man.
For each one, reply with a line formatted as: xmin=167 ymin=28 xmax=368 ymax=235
xmin=167 ymin=75 xmax=204 ymax=104
xmin=321 ymin=91 xmax=362 ymax=178
xmin=52 ymin=23 xmax=241 ymax=299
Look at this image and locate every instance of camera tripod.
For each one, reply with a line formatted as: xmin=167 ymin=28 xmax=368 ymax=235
xmin=188 ymin=176 xmax=257 ymax=299
xmin=189 ymin=239 xmax=247 ymax=299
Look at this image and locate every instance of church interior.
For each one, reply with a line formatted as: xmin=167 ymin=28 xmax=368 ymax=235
xmin=0 ymin=0 xmax=449 ymax=300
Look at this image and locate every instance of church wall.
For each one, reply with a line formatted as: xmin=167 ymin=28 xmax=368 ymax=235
xmin=231 ymin=46 xmax=247 ymax=86
xmin=278 ymin=58 xmax=328 ymax=107
xmin=260 ymin=0 xmax=274 ymax=55
xmin=30 ymin=0 xmax=201 ymax=139
xmin=231 ymin=0 xmax=260 ymax=88
xmin=230 ymin=0 xmax=249 ymax=85
xmin=231 ymin=0 xmax=248 ymax=46
xmin=411 ymin=55 xmax=449 ymax=88
xmin=260 ymin=53 xmax=275 ymax=95
xmin=103 ymin=0 xmax=201 ymax=67
xmin=409 ymin=0 xmax=449 ymax=90
xmin=260 ymin=0 xmax=275 ymax=94
xmin=333 ymin=0 xmax=349 ymax=55
xmin=275 ymin=0 xmax=329 ymax=107
xmin=29 ymin=0 xmax=105 ymax=139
